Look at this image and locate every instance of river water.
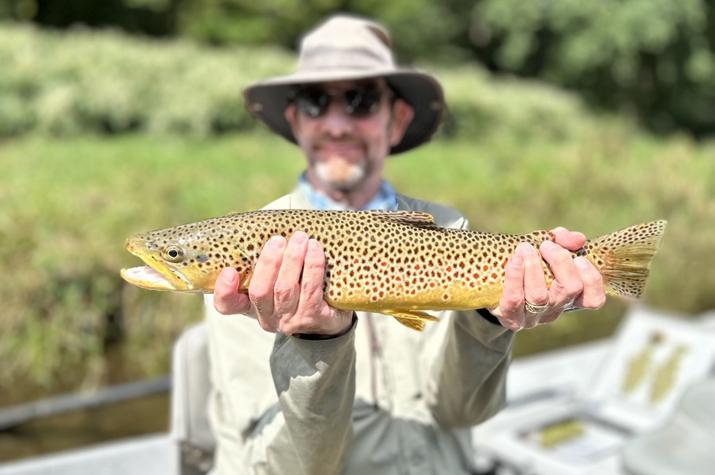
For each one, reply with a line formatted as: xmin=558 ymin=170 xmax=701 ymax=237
xmin=0 ymin=303 xmax=624 ymax=464
xmin=0 ymin=394 xmax=168 ymax=463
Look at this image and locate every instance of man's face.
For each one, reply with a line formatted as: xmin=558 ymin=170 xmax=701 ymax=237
xmin=284 ymin=79 xmax=414 ymax=194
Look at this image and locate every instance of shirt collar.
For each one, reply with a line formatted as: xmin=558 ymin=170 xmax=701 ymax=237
xmin=298 ymin=173 xmax=398 ymax=211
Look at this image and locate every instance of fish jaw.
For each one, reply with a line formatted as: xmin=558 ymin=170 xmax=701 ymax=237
xmin=121 ymin=237 xmax=194 ymax=291
xmin=120 ymin=265 xmax=179 ymax=291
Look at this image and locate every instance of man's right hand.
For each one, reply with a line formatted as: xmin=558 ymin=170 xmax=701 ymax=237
xmin=213 ymin=231 xmax=354 ymax=337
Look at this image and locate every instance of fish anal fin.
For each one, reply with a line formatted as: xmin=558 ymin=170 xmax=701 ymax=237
xmin=382 ymin=309 xmax=440 ymax=332
xmin=394 ymin=317 xmax=425 ymax=332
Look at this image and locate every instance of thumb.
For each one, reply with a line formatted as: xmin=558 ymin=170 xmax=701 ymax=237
xmin=213 ymin=268 xmax=251 ymax=315
xmin=550 ymin=226 xmax=586 ymax=251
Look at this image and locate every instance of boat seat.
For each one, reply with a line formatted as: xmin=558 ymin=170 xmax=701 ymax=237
xmin=171 ymin=323 xmax=215 ymax=475
xmin=622 ymin=378 xmax=715 ymax=475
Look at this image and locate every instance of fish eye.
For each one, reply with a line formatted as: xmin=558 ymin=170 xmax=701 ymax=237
xmin=163 ymin=246 xmax=185 ymax=263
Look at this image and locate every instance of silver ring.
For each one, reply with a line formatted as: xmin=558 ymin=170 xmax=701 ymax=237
xmin=524 ymin=300 xmax=549 ymax=315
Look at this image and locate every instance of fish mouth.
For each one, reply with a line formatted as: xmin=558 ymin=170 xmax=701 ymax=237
xmin=120 ymin=238 xmax=193 ymax=291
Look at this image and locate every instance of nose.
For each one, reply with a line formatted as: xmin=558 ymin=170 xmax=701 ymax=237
xmin=320 ymin=99 xmax=354 ymax=137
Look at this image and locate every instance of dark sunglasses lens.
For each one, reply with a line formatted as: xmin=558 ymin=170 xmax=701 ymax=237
xmin=294 ymin=86 xmax=383 ymax=118
xmin=295 ymin=88 xmax=329 ymax=118
xmin=344 ymin=88 xmax=382 ymax=117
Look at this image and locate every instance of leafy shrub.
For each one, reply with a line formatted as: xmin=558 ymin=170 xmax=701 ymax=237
xmin=473 ymin=0 xmax=715 ymax=134
xmin=0 ymin=23 xmax=592 ymax=143
xmin=0 ymin=24 xmax=291 ymax=137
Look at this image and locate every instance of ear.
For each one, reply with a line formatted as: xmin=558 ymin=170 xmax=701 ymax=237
xmin=284 ymin=104 xmax=299 ymax=133
xmin=388 ymin=99 xmax=414 ymax=147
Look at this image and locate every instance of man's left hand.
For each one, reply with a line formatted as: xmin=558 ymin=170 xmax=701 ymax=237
xmin=489 ymin=227 xmax=606 ymax=332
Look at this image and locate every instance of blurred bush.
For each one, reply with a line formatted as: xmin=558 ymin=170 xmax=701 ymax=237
xmin=472 ymin=0 xmax=715 ymax=134
xmin=5 ymin=0 xmax=715 ymax=135
xmin=0 ymin=24 xmax=291 ymax=137
xmin=2 ymin=23 xmax=713 ymax=391
xmin=0 ymin=23 xmax=592 ymax=141
xmin=4 ymin=128 xmax=715 ymax=389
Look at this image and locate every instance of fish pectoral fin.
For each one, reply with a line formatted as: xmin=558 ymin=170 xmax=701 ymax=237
xmin=238 ymin=268 xmax=253 ymax=290
xmin=369 ymin=210 xmax=437 ymax=227
xmin=382 ymin=309 xmax=440 ymax=332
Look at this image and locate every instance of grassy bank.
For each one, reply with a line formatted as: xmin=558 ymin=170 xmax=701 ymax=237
xmin=2 ymin=127 xmax=714 ymax=390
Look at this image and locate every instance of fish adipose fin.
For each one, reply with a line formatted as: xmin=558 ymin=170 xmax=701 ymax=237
xmin=585 ymin=220 xmax=667 ymax=299
xmin=368 ymin=210 xmax=437 ymax=227
xmin=382 ymin=309 xmax=440 ymax=332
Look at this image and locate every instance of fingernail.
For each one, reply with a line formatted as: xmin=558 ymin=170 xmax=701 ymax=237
xmin=516 ymin=242 xmax=535 ymax=254
xmin=291 ymin=231 xmax=308 ymax=244
xmin=574 ymin=257 xmax=591 ymax=269
xmin=540 ymin=240 xmax=558 ymax=251
xmin=221 ymin=267 xmax=237 ymax=284
xmin=266 ymin=235 xmax=285 ymax=248
xmin=551 ymin=226 xmax=567 ymax=233
xmin=308 ymin=239 xmax=320 ymax=251
xmin=509 ymin=253 xmax=524 ymax=266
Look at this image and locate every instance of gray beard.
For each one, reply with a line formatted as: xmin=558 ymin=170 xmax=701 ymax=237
xmin=314 ymin=160 xmax=367 ymax=192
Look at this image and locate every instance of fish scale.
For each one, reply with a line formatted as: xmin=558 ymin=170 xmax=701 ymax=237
xmin=121 ymin=210 xmax=667 ymax=331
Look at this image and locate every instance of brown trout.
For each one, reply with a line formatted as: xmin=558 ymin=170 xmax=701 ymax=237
xmin=120 ymin=210 xmax=666 ymax=330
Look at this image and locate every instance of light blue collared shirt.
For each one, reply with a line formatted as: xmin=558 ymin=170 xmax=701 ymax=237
xmin=297 ymin=173 xmax=398 ymax=211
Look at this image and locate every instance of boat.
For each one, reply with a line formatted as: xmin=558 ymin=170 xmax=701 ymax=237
xmin=1 ymin=305 xmax=714 ymax=475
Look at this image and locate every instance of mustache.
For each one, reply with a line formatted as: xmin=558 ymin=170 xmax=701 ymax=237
xmin=314 ymin=135 xmax=363 ymax=148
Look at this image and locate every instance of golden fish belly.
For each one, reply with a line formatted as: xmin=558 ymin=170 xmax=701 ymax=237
xmin=315 ymin=224 xmax=526 ymax=312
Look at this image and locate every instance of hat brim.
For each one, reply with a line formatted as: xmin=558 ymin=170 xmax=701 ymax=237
xmin=243 ymin=68 xmax=444 ymax=154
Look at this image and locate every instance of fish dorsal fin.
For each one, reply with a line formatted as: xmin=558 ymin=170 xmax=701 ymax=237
xmin=367 ymin=210 xmax=436 ymax=227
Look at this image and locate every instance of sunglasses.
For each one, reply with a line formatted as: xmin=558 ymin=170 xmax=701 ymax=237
xmin=290 ymin=84 xmax=391 ymax=118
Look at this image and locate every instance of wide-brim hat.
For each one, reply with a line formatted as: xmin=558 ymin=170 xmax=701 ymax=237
xmin=243 ymin=14 xmax=445 ymax=155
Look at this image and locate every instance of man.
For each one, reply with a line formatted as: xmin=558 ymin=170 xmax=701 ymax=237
xmin=205 ymin=14 xmax=605 ymax=475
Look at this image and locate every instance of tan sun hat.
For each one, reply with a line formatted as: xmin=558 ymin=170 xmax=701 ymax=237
xmin=243 ymin=14 xmax=445 ymax=154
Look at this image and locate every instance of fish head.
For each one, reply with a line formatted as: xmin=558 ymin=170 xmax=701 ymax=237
xmin=120 ymin=224 xmax=223 ymax=292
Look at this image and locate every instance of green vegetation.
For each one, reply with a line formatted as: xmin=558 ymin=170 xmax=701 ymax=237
xmin=476 ymin=0 xmax=715 ymax=134
xmin=4 ymin=1 xmax=715 ymax=134
xmin=3 ymin=127 xmax=714 ymax=388
xmin=1 ymin=24 xmax=713 ymax=390
xmin=0 ymin=25 xmax=291 ymax=137
xmin=0 ymin=24 xmax=591 ymax=141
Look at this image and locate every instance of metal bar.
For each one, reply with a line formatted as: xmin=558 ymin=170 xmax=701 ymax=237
xmin=0 ymin=376 xmax=171 ymax=431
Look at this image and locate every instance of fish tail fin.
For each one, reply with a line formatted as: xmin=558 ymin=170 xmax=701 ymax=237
xmin=584 ymin=220 xmax=667 ymax=299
